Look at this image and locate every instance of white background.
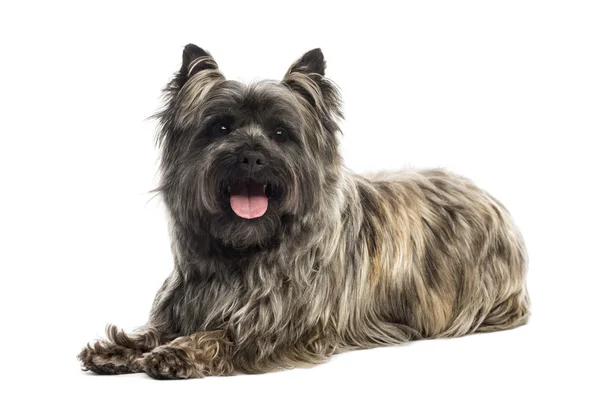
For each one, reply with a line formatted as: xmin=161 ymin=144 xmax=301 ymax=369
xmin=1 ymin=1 xmax=599 ymax=401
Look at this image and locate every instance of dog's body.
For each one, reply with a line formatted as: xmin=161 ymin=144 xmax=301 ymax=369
xmin=79 ymin=45 xmax=529 ymax=379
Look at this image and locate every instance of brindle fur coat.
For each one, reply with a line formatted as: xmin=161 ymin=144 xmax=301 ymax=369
xmin=78 ymin=45 xmax=529 ymax=379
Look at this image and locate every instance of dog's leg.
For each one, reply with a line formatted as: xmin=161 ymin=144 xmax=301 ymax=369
xmin=141 ymin=330 xmax=234 ymax=379
xmin=78 ymin=325 xmax=166 ymax=374
xmin=477 ymin=290 xmax=530 ymax=333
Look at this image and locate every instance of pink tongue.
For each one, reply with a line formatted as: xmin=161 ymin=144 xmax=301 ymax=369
xmin=230 ymin=182 xmax=268 ymax=219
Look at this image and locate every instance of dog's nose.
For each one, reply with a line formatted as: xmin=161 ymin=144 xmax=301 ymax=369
xmin=238 ymin=151 xmax=267 ymax=171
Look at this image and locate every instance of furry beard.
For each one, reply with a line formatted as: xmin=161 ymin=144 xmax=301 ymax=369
xmin=78 ymin=44 xmax=529 ymax=379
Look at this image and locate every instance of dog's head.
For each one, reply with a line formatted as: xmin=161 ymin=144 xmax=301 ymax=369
xmin=157 ymin=44 xmax=343 ymax=250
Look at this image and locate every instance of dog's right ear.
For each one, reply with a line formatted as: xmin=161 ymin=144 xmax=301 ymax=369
xmin=175 ymin=44 xmax=222 ymax=88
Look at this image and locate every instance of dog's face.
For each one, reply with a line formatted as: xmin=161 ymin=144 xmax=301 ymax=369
xmin=158 ymin=45 xmax=343 ymax=249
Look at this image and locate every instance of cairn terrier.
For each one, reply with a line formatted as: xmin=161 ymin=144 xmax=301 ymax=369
xmin=78 ymin=44 xmax=529 ymax=379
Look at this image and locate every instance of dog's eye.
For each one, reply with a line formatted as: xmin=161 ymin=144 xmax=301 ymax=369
xmin=211 ymin=123 xmax=230 ymax=137
xmin=274 ymin=127 xmax=288 ymax=143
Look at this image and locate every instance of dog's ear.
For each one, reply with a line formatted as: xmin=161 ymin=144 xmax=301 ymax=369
xmin=160 ymin=44 xmax=226 ymax=130
xmin=287 ymin=48 xmax=326 ymax=76
xmin=283 ymin=48 xmax=342 ymax=123
xmin=175 ymin=44 xmax=222 ymax=88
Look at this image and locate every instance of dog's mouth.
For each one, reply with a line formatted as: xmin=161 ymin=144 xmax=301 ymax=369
xmin=227 ymin=180 xmax=273 ymax=219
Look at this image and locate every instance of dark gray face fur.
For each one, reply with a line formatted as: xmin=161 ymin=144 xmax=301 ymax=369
xmin=157 ymin=45 xmax=343 ymax=250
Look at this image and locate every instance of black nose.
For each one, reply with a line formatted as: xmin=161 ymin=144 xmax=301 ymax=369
xmin=238 ymin=150 xmax=267 ymax=171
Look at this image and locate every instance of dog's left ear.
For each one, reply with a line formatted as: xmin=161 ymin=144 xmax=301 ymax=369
xmin=286 ymin=48 xmax=326 ymax=76
xmin=283 ymin=49 xmax=342 ymax=122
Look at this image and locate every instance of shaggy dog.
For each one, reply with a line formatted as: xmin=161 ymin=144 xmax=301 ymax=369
xmin=78 ymin=45 xmax=529 ymax=379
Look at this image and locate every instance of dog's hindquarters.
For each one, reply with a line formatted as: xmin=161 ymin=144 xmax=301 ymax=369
xmin=347 ymin=169 xmax=529 ymax=342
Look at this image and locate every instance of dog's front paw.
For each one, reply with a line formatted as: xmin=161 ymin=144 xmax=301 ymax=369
xmin=78 ymin=341 xmax=140 ymax=375
xmin=141 ymin=346 xmax=202 ymax=380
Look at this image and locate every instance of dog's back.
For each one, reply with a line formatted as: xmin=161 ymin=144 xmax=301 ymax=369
xmin=345 ymin=168 xmax=529 ymax=340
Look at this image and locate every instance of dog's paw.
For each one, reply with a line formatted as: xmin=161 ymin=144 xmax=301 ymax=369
xmin=78 ymin=341 xmax=140 ymax=375
xmin=141 ymin=346 xmax=201 ymax=380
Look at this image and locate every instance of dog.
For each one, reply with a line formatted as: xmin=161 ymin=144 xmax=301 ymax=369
xmin=78 ymin=44 xmax=530 ymax=379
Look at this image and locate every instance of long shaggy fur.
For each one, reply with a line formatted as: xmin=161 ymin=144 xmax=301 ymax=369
xmin=78 ymin=44 xmax=529 ymax=379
